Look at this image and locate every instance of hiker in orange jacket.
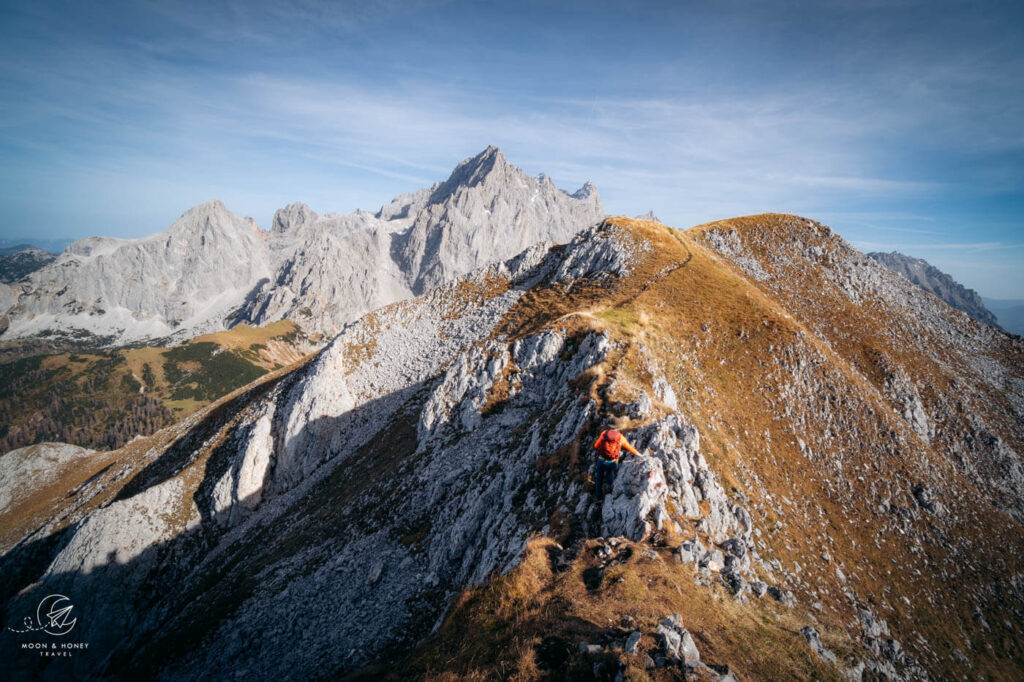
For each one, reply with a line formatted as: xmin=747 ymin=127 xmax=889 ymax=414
xmin=593 ymin=428 xmax=640 ymax=497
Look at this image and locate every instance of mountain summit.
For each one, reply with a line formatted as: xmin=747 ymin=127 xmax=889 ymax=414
xmin=0 ymin=148 xmax=602 ymax=345
xmin=427 ymin=145 xmax=511 ymax=202
xmin=3 ymin=214 xmax=1021 ymax=680
xmin=397 ymin=146 xmax=602 ymax=294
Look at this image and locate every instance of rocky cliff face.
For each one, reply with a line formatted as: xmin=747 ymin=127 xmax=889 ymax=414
xmin=235 ymin=206 xmax=412 ymax=339
xmin=2 ymin=216 xmax=1022 ymax=681
xmin=868 ymin=250 xmax=1001 ymax=329
xmin=0 ymin=148 xmax=602 ymax=345
xmin=396 ymin=146 xmax=602 ymax=295
xmin=2 ymin=202 xmax=272 ymax=343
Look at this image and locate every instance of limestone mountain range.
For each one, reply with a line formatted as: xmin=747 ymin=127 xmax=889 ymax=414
xmin=0 ymin=146 xmax=602 ymax=346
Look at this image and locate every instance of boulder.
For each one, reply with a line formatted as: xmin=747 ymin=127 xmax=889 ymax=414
xmin=912 ymin=484 xmax=945 ymax=516
xmin=858 ymin=608 xmax=889 ymax=639
xmin=656 ymin=614 xmax=699 ymax=662
xmin=656 ymin=622 xmax=681 ymax=658
xmin=628 ymin=391 xmax=653 ymax=418
xmin=720 ymin=537 xmax=747 ymax=559
xmin=767 ymin=585 xmax=796 ymax=606
xmin=367 ymin=561 xmax=383 ymax=585
xmin=679 ymin=630 xmax=701 ymax=662
xmin=721 ymin=566 xmax=748 ymax=596
xmin=602 ymin=454 xmax=667 ymax=541
xmin=624 ymin=631 xmax=642 ymax=654
xmin=800 ymin=626 xmax=837 ymax=664
xmin=699 ymin=548 xmax=725 ymax=573
xmin=677 ymin=540 xmax=697 ymax=564
xmin=842 ymin=661 xmax=866 ymax=681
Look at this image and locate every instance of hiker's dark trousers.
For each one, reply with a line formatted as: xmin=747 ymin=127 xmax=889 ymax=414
xmin=595 ymin=458 xmax=618 ymax=496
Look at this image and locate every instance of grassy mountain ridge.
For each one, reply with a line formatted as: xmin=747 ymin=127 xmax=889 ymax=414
xmin=357 ymin=216 xmax=1024 ymax=679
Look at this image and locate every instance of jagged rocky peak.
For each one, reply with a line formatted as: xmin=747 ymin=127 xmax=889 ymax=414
xmin=573 ymin=180 xmax=597 ymax=200
xmin=398 ymin=146 xmax=604 ymax=294
xmin=868 ymin=250 xmax=1000 ymax=328
xmin=2 ymin=199 xmax=274 ymax=345
xmin=428 ymin=145 xmax=515 ymax=201
xmin=271 ymin=202 xmax=318 ymax=233
xmin=165 ymin=199 xmax=259 ymax=239
xmin=238 ymin=148 xmax=605 ymax=336
xmin=428 ymin=145 xmax=597 ymax=207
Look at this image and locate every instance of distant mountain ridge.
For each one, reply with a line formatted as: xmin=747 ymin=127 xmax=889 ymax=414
xmin=0 ymin=238 xmax=73 ymax=254
xmin=0 ymin=245 xmax=38 ymax=256
xmin=0 ymin=147 xmax=602 ymax=345
xmin=0 ymin=246 xmax=56 ymax=284
xmin=868 ymin=250 xmax=1000 ymax=328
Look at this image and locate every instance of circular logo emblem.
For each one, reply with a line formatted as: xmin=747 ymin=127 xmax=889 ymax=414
xmin=36 ymin=594 xmax=77 ymax=636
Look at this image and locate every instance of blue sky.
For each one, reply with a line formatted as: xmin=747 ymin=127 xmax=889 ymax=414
xmin=1 ymin=1 xmax=1022 ymax=297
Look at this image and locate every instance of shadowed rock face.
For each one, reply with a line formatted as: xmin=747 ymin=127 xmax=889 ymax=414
xmin=0 ymin=147 xmax=602 ymax=345
xmin=868 ymin=250 xmax=1000 ymax=328
xmin=2 ymin=215 xmax=1022 ymax=681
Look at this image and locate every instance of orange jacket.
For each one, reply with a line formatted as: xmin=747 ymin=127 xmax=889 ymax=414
xmin=594 ymin=430 xmax=639 ymax=461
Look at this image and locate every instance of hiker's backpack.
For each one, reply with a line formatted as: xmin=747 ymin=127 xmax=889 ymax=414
xmin=600 ymin=430 xmax=623 ymax=460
